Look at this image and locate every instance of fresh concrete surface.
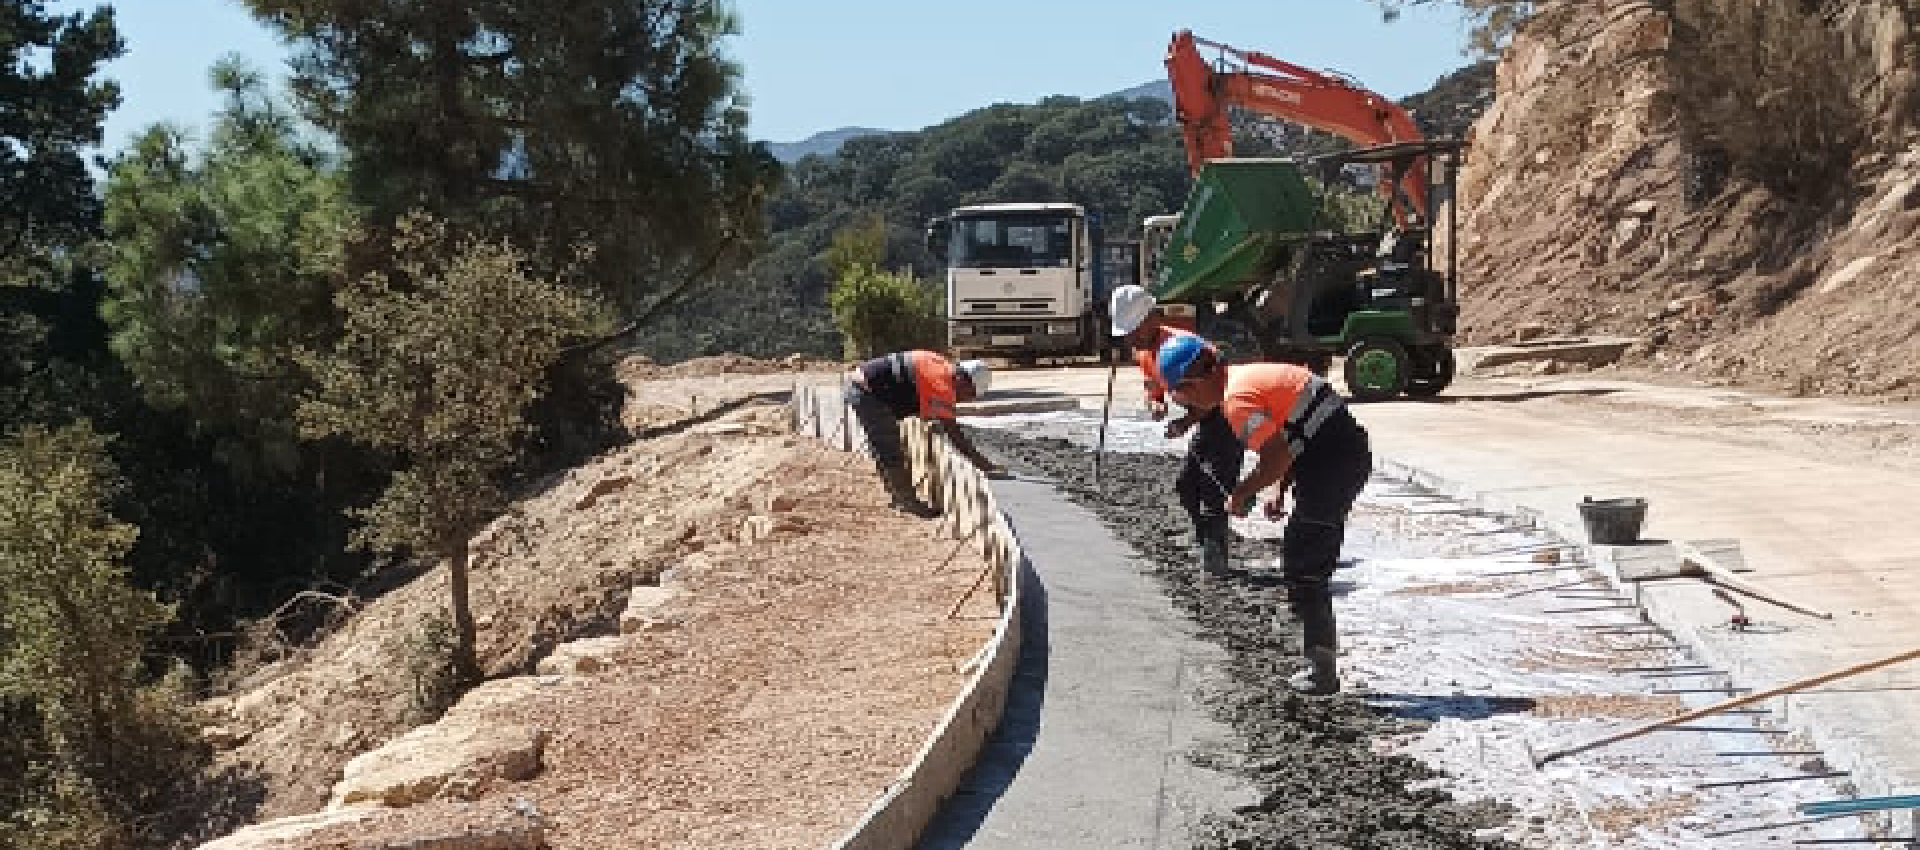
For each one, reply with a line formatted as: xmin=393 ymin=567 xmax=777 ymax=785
xmin=989 ymin=365 xmax=1920 ymax=809
xmin=914 ymin=478 xmax=1250 ymax=850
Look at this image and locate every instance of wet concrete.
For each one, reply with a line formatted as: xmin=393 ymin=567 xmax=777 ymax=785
xmin=965 ymin=429 xmax=1512 ymax=850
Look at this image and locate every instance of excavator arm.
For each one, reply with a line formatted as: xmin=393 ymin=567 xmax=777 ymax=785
xmin=1166 ymin=29 xmax=1429 ymax=222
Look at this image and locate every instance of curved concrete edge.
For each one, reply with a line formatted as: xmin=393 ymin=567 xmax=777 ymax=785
xmin=790 ymin=386 xmax=1027 ymax=850
xmin=1371 ymin=454 xmax=1920 ymax=837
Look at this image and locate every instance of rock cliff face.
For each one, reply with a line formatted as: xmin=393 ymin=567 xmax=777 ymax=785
xmin=1460 ymin=0 xmax=1920 ymax=395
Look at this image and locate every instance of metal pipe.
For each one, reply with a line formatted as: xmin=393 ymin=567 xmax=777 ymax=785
xmin=1696 ymin=771 xmax=1849 ymax=790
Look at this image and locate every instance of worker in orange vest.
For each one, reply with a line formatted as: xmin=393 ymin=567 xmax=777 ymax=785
xmin=845 ymin=350 xmax=1005 ymax=518
xmin=1110 ymin=285 xmax=1241 ymax=577
xmin=1160 ymin=337 xmax=1373 ymax=695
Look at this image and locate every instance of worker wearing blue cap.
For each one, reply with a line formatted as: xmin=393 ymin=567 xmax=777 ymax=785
xmin=1158 ymin=336 xmax=1372 ymax=695
xmin=1137 ymin=327 xmax=1243 ymax=578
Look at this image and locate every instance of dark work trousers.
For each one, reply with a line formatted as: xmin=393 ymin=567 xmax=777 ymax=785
xmin=845 ymin=381 xmax=905 ymax=468
xmin=1175 ymin=407 xmax=1244 ymax=542
xmin=1281 ymin=410 xmax=1372 ymax=653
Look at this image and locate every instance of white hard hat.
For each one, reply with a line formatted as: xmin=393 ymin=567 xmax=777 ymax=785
xmin=1110 ymin=284 xmax=1156 ymax=336
xmin=957 ymin=359 xmax=991 ymax=396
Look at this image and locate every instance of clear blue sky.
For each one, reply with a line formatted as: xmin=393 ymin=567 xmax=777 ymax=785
xmin=729 ymin=0 xmax=1473 ymax=141
xmin=65 ymin=0 xmax=1471 ymax=152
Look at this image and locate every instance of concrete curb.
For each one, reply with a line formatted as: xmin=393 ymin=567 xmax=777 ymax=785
xmin=791 ymin=385 xmax=1026 ymax=850
xmin=1371 ymin=453 xmax=1920 ymax=839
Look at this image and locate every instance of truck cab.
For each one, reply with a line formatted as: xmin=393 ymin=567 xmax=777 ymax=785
xmin=931 ymin=202 xmax=1102 ymax=360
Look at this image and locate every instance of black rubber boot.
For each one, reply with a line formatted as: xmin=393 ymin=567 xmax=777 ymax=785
xmin=1287 ymin=579 xmax=1341 ymax=694
xmin=1287 ymin=646 xmax=1340 ymax=696
xmin=879 ymin=463 xmax=939 ymax=519
xmin=1197 ymin=517 xmax=1233 ymax=577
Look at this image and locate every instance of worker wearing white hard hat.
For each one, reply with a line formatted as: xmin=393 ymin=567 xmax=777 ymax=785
xmin=844 ymin=349 xmax=1006 ymax=518
xmin=1107 ymin=285 xmax=1242 ymax=578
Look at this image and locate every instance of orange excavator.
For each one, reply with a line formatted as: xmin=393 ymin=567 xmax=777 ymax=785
xmin=1164 ymin=29 xmax=1430 ymax=223
xmin=1148 ymin=30 xmax=1465 ymax=400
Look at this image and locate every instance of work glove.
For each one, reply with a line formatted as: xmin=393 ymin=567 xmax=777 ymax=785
xmin=1164 ymin=417 xmax=1194 ymax=440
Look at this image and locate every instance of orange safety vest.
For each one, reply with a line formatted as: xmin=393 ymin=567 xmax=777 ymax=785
xmin=1221 ymin=363 xmax=1344 ymax=456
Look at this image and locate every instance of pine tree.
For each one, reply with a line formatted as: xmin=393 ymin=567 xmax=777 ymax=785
xmin=240 ymin=0 xmax=782 ymax=313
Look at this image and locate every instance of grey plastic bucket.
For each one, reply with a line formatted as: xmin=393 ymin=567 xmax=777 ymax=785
xmin=1578 ymin=496 xmax=1647 ymax=545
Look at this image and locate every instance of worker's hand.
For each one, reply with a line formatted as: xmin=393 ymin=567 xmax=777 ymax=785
xmin=1164 ymin=417 xmax=1194 ymax=440
xmin=1148 ymin=399 xmax=1169 ymax=421
xmin=1228 ymin=491 xmax=1254 ymax=518
xmin=1263 ymin=493 xmax=1288 ymax=522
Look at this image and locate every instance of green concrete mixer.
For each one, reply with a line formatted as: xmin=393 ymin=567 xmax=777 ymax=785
xmin=1150 ymin=141 xmax=1467 ymax=401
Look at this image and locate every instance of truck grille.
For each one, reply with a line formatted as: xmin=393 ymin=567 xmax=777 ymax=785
xmin=963 ymin=299 xmax=1056 ymax=315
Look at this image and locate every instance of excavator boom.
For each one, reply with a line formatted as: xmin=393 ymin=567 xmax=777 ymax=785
xmin=1165 ymin=29 xmax=1429 ymax=221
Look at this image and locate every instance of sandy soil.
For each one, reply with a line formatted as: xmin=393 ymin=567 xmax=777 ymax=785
xmin=194 ymin=357 xmax=996 ymax=849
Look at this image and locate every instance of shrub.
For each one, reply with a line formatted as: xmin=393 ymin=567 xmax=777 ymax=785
xmin=827 ymin=263 xmax=944 ymax=360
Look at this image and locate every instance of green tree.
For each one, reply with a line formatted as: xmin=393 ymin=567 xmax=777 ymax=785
xmin=240 ymin=0 xmax=782 ymax=316
xmin=0 ymin=2 xmax=122 ymax=281
xmin=823 ymin=213 xmax=888 ymax=282
xmin=297 ymin=216 xmax=591 ymax=686
xmin=101 ymin=56 xmax=354 ymax=477
xmin=828 ymin=263 xmax=941 ymax=360
xmin=0 ymin=422 xmax=193 ymax=850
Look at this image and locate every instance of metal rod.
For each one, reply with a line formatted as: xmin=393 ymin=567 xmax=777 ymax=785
xmin=1656 ymin=724 xmax=1774 ymax=732
xmin=1544 ymin=604 xmax=1641 ymax=614
xmin=1718 ymin=751 xmax=1825 ymax=757
xmin=1792 ymin=839 xmax=1917 ymax=845
xmin=1640 ymin=670 xmax=1730 ymax=679
xmin=1503 ymin=577 xmax=1602 ymax=596
xmin=1610 ymin=665 xmax=1710 ymax=673
xmin=1478 ymin=540 xmax=1571 ymax=556
xmin=1703 ymin=814 xmax=1855 ymax=839
xmin=1696 ymin=771 xmax=1849 ymax=790
xmin=1609 ymin=644 xmax=1686 ymax=652
xmin=1490 ymin=568 xmax=1590 ymax=582
xmin=1092 ymin=356 xmax=1117 ymax=491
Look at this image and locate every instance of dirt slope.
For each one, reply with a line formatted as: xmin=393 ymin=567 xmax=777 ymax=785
xmin=1459 ymin=0 xmax=1920 ymax=396
xmin=192 ymin=361 xmax=994 ymax=848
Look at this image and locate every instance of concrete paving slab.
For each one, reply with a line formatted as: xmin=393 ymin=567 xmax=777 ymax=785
xmin=914 ymin=478 xmax=1251 ymax=850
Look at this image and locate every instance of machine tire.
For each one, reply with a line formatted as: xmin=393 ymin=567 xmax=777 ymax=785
xmin=1405 ymin=346 xmax=1455 ymax=398
xmin=1344 ymin=337 xmax=1410 ymax=402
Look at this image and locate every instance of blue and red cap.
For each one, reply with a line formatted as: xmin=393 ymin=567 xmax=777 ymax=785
xmin=1156 ymin=334 xmax=1212 ymax=385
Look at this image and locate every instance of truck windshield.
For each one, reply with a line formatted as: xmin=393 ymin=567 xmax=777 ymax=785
xmin=949 ymin=215 xmax=1075 ymax=269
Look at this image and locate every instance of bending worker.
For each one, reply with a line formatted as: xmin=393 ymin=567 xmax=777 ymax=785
xmin=1109 ymin=284 xmax=1240 ymax=577
xmin=1159 ymin=337 xmax=1373 ymax=695
xmin=845 ymin=350 xmax=1004 ymax=518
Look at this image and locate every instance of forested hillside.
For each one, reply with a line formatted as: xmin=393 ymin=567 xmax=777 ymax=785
xmin=638 ymin=58 xmax=1496 ymax=363
xmin=638 ymin=95 xmax=1192 ymax=362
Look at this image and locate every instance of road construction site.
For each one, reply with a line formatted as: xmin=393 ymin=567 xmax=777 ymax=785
xmin=869 ymin=362 xmax=1920 ymax=849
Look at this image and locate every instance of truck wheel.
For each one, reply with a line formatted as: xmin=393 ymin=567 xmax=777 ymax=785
xmin=1405 ymin=346 xmax=1455 ymax=398
xmin=1344 ymin=337 xmax=1409 ymax=402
